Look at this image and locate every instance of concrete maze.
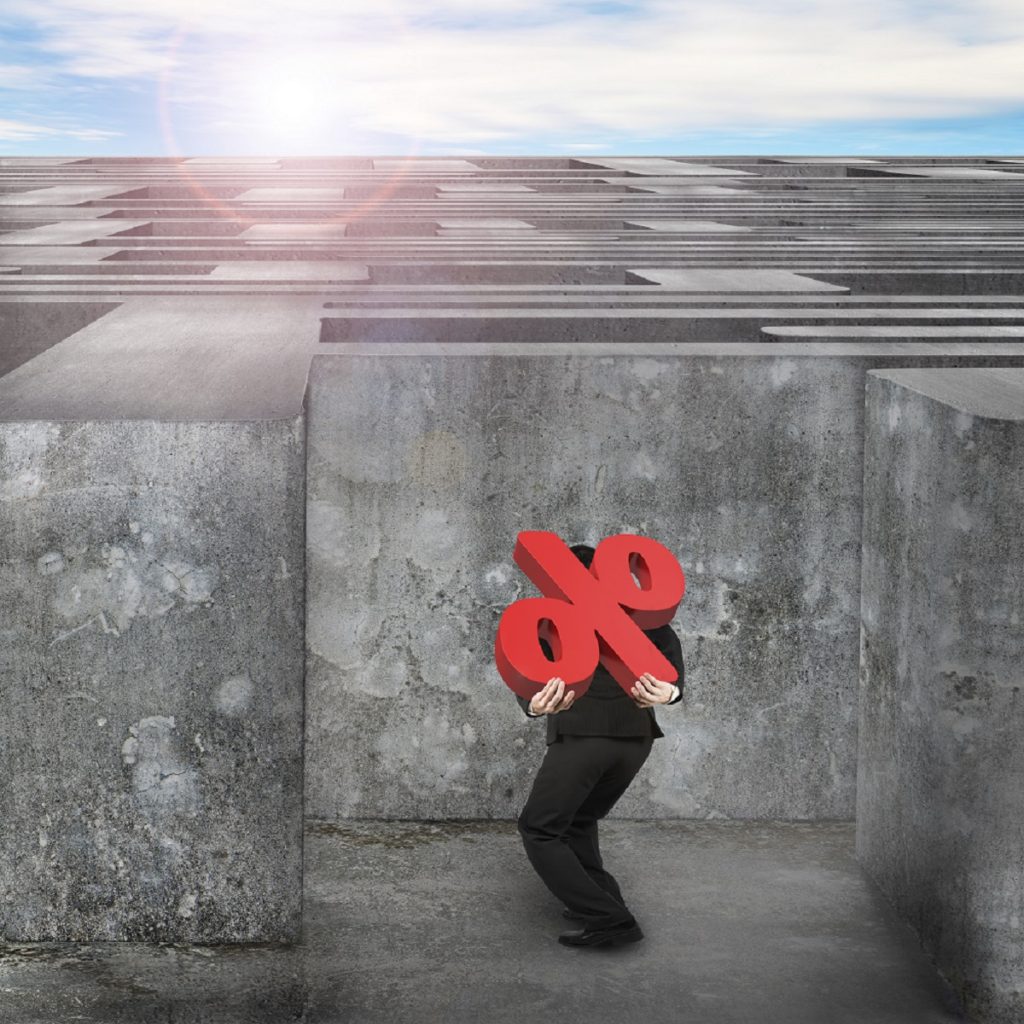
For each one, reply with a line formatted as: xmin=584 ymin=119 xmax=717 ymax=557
xmin=1 ymin=155 xmax=1023 ymax=1023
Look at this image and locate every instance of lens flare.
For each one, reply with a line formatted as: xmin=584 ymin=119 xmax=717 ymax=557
xmin=155 ymin=13 xmax=432 ymax=229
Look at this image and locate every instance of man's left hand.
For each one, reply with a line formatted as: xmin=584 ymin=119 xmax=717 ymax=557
xmin=630 ymin=672 xmax=675 ymax=706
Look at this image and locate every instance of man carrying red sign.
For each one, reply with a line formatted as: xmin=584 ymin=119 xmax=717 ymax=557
xmin=495 ymin=534 xmax=686 ymax=949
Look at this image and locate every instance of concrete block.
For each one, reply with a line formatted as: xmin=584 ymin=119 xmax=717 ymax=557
xmin=234 ymin=188 xmax=346 ymax=202
xmin=0 ymin=296 xmax=321 ymax=421
xmin=435 ymin=219 xmax=536 ymax=231
xmin=622 ymin=184 xmax=748 ymax=196
xmin=372 ymin=159 xmax=479 ymax=174
xmin=624 ymin=220 xmax=751 ymax=233
xmin=629 ymin=269 xmax=848 ymax=292
xmin=208 ymin=261 xmax=368 ymax=282
xmin=437 ymin=183 xmax=535 ymax=193
xmin=0 ymin=301 xmax=119 ymax=379
xmin=0 ymin=416 xmax=305 ymax=941
xmin=575 ymin=158 xmax=754 ymax=176
xmin=857 ymin=368 xmax=1024 ymax=1024
xmin=184 ymin=157 xmax=280 ymax=165
xmin=305 ymin=351 xmax=878 ymax=822
xmin=0 ymin=221 xmax=151 ymax=245
xmin=239 ymin=224 xmax=349 ymax=240
xmin=0 ymin=186 xmax=137 ymax=206
xmin=860 ymin=166 xmax=1024 ymax=179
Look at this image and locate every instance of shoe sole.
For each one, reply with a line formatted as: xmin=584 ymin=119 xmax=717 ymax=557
xmin=558 ymin=924 xmax=644 ymax=947
xmin=563 ymin=898 xmax=625 ymax=921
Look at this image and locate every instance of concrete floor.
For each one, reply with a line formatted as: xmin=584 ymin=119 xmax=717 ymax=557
xmin=0 ymin=820 xmax=966 ymax=1024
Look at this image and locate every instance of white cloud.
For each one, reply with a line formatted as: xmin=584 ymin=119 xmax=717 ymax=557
xmin=0 ymin=119 xmax=54 ymax=141
xmin=65 ymin=126 xmax=123 ymax=140
xmin=3 ymin=0 xmax=1024 ymax=147
xmin=0 ymin=63 xmax=47 ymax=88
xmin=0 ymin=117 xmax=121 ymax=141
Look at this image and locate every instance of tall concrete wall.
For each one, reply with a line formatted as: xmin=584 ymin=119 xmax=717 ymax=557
xmin=0 ymin=417 xmax=305 ymax=942
xmin=857 ymin=368 xmax=1024 ymax=1024
xmin=3 ymin=155 xmax=1024 ymax=970
xmin=304 ymin=348 xmax=1024 ymax=823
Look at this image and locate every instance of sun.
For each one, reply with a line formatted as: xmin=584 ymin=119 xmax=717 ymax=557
xmin=238 ymin=53 xmax=337 ymax=144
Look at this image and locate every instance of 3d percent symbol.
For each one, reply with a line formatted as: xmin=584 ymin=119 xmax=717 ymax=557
xmin=494 ymin=531 xmax=686 ymax=701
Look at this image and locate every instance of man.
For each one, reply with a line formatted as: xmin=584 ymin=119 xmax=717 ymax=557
xmin=514 ymin=542 xmax=685 ymax=949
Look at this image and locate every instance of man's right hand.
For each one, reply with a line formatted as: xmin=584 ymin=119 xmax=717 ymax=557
xmin=528 ymin=676 xmax=576 ymax=715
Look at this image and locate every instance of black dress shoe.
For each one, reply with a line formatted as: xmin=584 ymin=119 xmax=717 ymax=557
xmin=558 ymin=919 xmax=644 ymax=947
xmin=562 ymin=907 xmax=585 ymax=921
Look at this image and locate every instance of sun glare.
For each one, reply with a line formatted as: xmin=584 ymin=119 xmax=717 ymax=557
xmin=240 ymin=55 xmax=336 ymax=143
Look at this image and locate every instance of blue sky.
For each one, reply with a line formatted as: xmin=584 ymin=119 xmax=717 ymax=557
xmin=1 ymin=0 xmax=1023 ymax=155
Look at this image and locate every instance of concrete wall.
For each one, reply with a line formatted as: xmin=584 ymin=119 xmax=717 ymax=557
xmin=857 ymin=368 xmax=1024 ymax=1024
xmin=0 ymin=417 xmax=305 ymax=942
xmin=305 ymin=349 xmax=1024 ymax=823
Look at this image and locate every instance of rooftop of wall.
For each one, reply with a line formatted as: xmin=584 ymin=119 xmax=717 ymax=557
xmin=1 ymin=155 xmax=1024 ymax=420
xmin=868 ymin=367 xmax=1024 ymax=420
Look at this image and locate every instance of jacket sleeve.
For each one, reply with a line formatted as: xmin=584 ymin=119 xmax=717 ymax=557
xmin=651 ymin=624 xmax=685 ymax=704
xmin=516 ymin=693 xmax=541 ymax=718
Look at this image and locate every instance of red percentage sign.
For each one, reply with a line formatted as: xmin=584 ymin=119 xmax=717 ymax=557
xmin=494 ymin=531 xmax=686 ymax=701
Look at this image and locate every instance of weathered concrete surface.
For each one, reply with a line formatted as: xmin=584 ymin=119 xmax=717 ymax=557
xmin=0 ymin=820 xmax=967 ymax=1024
xmin=0 ymin=296 xmax=321 ymax=421
xmin=857 ymin=368 xmax=1024 ymax=1024
xmin=304 ymin=349 xmax=1024 ymax=823
xmin=0 ymin=417 xmax=305 ymax=941
xmin=0 ymin=301 xmax=118 ymax=378
xmin=0 ymin=155 xmax=1022 ymax=982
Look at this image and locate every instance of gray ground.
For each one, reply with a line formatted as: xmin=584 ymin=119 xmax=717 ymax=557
xmin=0 ymin=819 xmax=966 ymax=1024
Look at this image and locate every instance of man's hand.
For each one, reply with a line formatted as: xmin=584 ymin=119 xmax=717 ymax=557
xmin=630 ymin=672 xmax=675 ymax=707
xmin=528 ymin=676 xmax=577 ymax=715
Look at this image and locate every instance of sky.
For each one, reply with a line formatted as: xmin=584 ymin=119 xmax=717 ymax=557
xmin=1 ymin=0 xmax=1023 ymax=156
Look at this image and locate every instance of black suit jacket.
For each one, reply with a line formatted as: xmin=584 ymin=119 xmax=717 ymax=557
xmin=514 ymin=623 xmax=685 ymax=745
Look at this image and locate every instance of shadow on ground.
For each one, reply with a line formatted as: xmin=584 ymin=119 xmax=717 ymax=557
xmin=0 ymin=820 xmax=966 ymax=1024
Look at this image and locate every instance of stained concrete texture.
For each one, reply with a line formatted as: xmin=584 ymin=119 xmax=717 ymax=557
xmin=0 ymin=155 xmax=1022 ymax=1004
xmin=304 ymin=351 xmax=1024 ymax=826
xmin=0 ymin=820 xmax=966 ymax=1024
xmin=857 ymin=368 xmax=1024 ymax=1024
xmin=0 ymin=418 xmax=306 ymax=943
xmin=3 ymin=154 xmax=1024 ymax=306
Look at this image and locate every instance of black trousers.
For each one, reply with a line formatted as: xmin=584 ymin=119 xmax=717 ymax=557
xmin=517 ymin=733 xmax=654 ymax=930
